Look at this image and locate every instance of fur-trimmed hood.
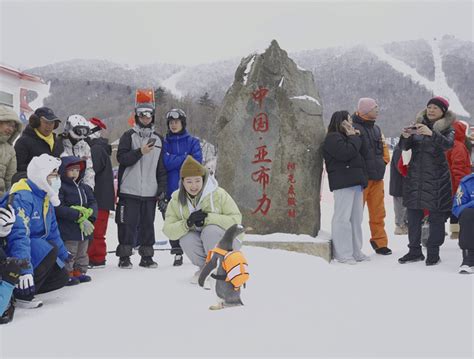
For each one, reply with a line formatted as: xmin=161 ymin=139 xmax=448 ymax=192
xmin=415 ymin=109 xmax=455 ymax=133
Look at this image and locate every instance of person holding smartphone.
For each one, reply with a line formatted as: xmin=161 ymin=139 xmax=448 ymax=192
xmin=115 ymin=102 xmax=167 ymax=269
xmin=398 ymin=96 xmax=454 ymax=266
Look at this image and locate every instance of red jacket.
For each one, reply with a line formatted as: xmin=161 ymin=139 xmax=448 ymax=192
xmin=446 ymin=120 xmax=471 ymax=195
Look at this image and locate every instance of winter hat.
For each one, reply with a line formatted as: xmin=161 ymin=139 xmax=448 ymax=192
xmin=27 ymin=154 xmax=62 ymax=206
xmin=34 ymin=107 xmax=60 ymax=122
xmin=88 ymin=117 xmax=106 ymax=139
xmin=427 ymin=96 xmax=449 ymax=115
xmin=180 ymin=155 xmax=206 ymax=178
xmin=357 ymin=98 xmax=378 ymax=115
xmin=0 ymin=105 xmax=22 ymax=143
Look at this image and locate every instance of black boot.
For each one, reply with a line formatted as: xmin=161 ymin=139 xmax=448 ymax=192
xmin=426 ymin=248 xmax=441 ymax=266
xmin=118 ymin=256 xmax=133 ymax=269
xmin=398 ymin=251 xmax=425 ymax=264
xmin=173 ymin=254 xmax=183 ymax=266
xmin=139 ymin=257 xmax=158 ymax=268
xmin=370 ymin=241 xmax=392 ymax=255
xmin=0 ymin=298 xmax=15 ymax=325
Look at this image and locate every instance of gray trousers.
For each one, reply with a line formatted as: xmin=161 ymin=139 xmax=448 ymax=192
xmin=393 ymin=196 xmax=408 ymax=227
xmin=64 ymin=240 xmax=89 ymax=274
xmin=179 ymin=225 xmax=242 ymax=268
xmin=331 ymin=186 xmax=365 ymax=261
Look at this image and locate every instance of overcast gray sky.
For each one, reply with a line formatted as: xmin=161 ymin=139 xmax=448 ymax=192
xmin=1 ymin=0 xmax=472 ymax=69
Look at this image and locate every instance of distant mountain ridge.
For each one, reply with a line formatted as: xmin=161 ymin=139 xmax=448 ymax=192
xmin=27 ymin=35 xmax=473 ymax=139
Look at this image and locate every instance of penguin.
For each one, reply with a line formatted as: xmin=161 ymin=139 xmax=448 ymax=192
xmin=198 ymin=224 xmax=246 ymax=310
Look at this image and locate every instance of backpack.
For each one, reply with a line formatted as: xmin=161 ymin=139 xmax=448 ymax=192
xmin=205 ymin=247 xmax=249 ymax=290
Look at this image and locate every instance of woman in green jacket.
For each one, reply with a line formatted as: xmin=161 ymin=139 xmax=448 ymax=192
xmin=163 ymin=156 xmax=242 ymax=282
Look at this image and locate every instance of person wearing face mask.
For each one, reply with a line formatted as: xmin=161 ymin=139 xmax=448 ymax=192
xmin=0 ymin=106 xmax=22 ymax=197
xmin=13 ymin=107 xmax=63 ymax=180
xmin=163 ymin=156 xmax=242 ymax=284
xmin=3 ymin=154 xmax=69 ymax=308
xmin=162 ymin=109 xmax=203 ymax=266
xmin=398 ymin=96 xmax=455 ymax=266
xmin=61 ymin=114 xmax=95 ymax=190
xmin=115 ymin=95 xmax=167 ymax=269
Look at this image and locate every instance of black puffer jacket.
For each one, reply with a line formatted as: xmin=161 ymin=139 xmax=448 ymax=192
xmin=399 ymin=110 xmax=455 ymax=212
xmin=389 ymin=145 xmax=404 ymax=197
xmin=89 ymin=137 xmax=115 ymax=211
xmin=14 ymin=125 xmax=64 ymax=172
xmin=323 ymin=132 xmax=368 ymax=192
xmin=352 ymin=114 xmax=387 ymax=180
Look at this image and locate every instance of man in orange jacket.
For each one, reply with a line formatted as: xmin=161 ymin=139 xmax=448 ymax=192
xmin=352 ymin=98 xmax=392 ymax=255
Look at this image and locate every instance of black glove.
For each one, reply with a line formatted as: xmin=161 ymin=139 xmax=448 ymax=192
xmin=186 ymin=210 xmax=208 ymax=228
xmin=0 ymin=258 xmax=21 ymax=286
xmin=157 ymin=193 xmax=168 ymax=213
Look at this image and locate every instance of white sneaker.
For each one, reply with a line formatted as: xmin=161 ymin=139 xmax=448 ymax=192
xmin=15 ymin=297 xmax=43 ymax=309
xmin=354 ymin=253 xmax=371 ymax=262
xmin=459 ymin=265 xmax=474 ymax=274
xmin=190 ymin=269 xmax=201 ymax=284
xmin=335 ymin=258 xmax=357 ymax=265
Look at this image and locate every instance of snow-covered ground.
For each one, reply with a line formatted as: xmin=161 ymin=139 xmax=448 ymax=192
xmin=0 ymin=170 xmax=473 ymax=359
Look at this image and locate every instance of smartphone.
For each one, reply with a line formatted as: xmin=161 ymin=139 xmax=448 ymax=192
xmin=147 ymin=138 xmax=157 ymax=146
xmin=403 ymin=126 xmax=418 ymax=134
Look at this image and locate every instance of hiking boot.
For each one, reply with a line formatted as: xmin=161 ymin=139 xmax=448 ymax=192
xmin=459 ymin=265 xmax=474 ymax=274
xmin=15 ymin=297 xmax=43 ymax=309
xmin=139 ymin=257 xmax=158 ymax=268
xmin=0 ymin=298 xmax=15 ymax=324
xmin=394 ymin=225 xmax=408 ymax=235
xmin=173 ymin=254 xmax=183 ymax=267
xmin=118 ymin=256 xmax=133 ymax=269
xmin=370 ymin=241 xmax=392 ymax=255
xmin=88 ymin=260 xmax=106 ymax=269
xmin=398 ymin=252 xmax=425 ymax=264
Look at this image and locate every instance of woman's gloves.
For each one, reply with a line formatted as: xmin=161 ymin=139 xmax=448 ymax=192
xmin=186 ymin=210 xmax=208 ymax=228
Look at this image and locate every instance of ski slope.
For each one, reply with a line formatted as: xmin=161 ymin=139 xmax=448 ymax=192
xmin=0 ymin=170 xmax=473 ymax=359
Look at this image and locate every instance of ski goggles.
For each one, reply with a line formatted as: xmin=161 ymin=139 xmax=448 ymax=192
xmin=136 ymin=110 xmax=153 ymax=118
xmin=72 ymin=126 xmax=91 ymax=137
xmin=166 ymin=109 xmax=186 ymax=120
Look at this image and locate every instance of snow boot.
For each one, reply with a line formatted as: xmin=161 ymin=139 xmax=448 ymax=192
xmin=370 ymin=241 xmax=392 ymax=255
xmin=15 ymin=297 xmax=43 ymax=309
xmin=459 ymin=250 xmax=474 ymax=274
xmin=66 ymin=272 xmax=80 ymax=286
xmin=118 ymin=256 xmax=133 ymax=269
xmin=0 ymin=298 xmax=15 ymax=324
xmin=73 ymin=270 xmax=91 ymax=283
xmin=173 ymin=254 xmax=183 ymax=266
xmin=398 ymin=252 xmax=425 ymax=264
xmin=425 ymin=250 xmax=441 ymax=266
xmin=139 ymin=256 xmax=158 ymax=268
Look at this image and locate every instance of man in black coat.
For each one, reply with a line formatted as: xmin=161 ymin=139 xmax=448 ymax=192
xmin=86 ymin=118 xmax=115 ymax=268
xmin=389 ymin=144 xmax=408 ymax=235
xmin=352 ymin=98 xmax=392 ymax=255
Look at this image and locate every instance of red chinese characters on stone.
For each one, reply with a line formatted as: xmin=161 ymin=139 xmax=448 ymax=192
xmin=287 ymin=162 xmax=296 ymax=171
xmin=288 ymin=208 xmax=296 ymax=218
xmin=252 ymin=145 xmax=272 ymax=164
xmin=252 ymin=87 xmax=269 ymax=109
xmin=251 ymin=166 xmax=271 ymax=192
xmin=252 ymin=193 xmax=272 ymax=216
xmin=287 ymin=162 xmax=297 ymax=218
xmin=253 ymin=112 xmax=269 ymax=132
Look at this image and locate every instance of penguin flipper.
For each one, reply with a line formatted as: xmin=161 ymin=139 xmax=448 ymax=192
xmin=198 ymin=255 xmax=218 ymax=287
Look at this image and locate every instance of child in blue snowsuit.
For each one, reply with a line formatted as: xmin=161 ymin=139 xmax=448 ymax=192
xmin=4 ymin=154 xmax=69 ymax=308
xmin=452 ymin=173 xmax=474 ymax=274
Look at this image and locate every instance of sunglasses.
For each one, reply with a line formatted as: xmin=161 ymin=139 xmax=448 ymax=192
xmin=72 ymin=126 xmax=91 ymax=137
xmin=137 ymin=110 xmax=153 ymax=118
xmin=166 ymin=109 xmax=186 ymax=120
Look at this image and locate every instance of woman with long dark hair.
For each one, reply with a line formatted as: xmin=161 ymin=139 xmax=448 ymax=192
xmin=323 ymin=111 xmax=369 ymax=264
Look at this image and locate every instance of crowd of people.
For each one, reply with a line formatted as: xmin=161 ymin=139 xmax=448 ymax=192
xmin=323 ymin=96 xmax=474 ymax=271
xmin=0 ymin=93 xmax=473 ymax=325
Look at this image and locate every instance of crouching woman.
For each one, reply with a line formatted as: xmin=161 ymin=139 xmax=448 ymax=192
xmin=163 ymin=156 xmax=242 ymax=281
